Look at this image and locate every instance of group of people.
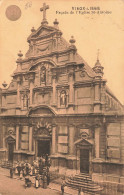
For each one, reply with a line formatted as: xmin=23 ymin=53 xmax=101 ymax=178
xmin=9 ymin=154 xmax=51 ymax=189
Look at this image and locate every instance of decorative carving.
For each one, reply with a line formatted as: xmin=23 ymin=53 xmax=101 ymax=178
xmin=80 ymin=71 xmax=85 ymax=77
xmin=7 ymin=127 xmax=15 ymax=135
xmin=80 ymin=129 xmax=89 ymax=139
xmin=34 ymin=119 xmax=52 ymax=136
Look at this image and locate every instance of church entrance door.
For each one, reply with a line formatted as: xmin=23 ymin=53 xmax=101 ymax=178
xmin=80 ymin=149 xmax=89 ymax=173
xmin=37 ymin=140 xmax=50 ymax=157
xmin=8 ymin=143 xmax=14 ymax=162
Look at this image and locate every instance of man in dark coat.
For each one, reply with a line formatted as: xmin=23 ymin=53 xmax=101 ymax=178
xmin=10 ymin=167 xmax=13 ymax=178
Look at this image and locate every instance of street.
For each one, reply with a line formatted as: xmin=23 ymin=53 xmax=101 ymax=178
xmin=0 ymin=168 xmax=65 ymax=195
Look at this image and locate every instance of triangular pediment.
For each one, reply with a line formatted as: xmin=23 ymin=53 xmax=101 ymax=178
xmin=74 ymin=138 xmax=94 ymax=146
xmin=5 ymin=135 xmax=16 ymax=143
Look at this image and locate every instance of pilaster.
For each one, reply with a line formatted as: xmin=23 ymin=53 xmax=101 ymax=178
xmin=16 ymin=126 xmax=19 ymax=151
xmin=52 ymin=125 xmax=57 ymax=154
xmin=95 ymin=126 xmax=100 ymax=159
xmin=29 ymin=126 xmax=33 ymax=152
xmin=68 ymin=125 xmax=75 ymax=155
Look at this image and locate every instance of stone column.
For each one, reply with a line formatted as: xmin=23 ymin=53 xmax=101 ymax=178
xmin=29 ymin=81 xmax=33 ymax=105
xmin=16 ymin=126 xmax=19 ymax=151
xmin=29 ymin=126 xmax=33 ymax=152
xmin=68 ymin=126 xmax=75 ymax=155
xmin=95 ymin=126 xmax=100 ymax=158
xmin=69 ymin=72 xmax=74 ymax=104
xmin=2 ymin=125 xmax=6 ymax=148
xmin=29 ymin=73 xmax=34 ymax=105
xmin=94 ymin=82 xmax=101 ymax=112
xmin=17 ymin=80 xmax=21 ymax=106
xmin=52 ymin=75 xmax=57 ymax=105
xmin=52 ymin=126 xmax=56 ymax=154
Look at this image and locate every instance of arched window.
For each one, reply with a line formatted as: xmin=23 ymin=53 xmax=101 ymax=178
xmin=60 ymin=90 xmax=67 ymax=107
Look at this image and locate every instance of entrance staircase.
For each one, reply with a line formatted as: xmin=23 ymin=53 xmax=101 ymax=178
xmin=65 ymin=173 xmax=103 ymax=194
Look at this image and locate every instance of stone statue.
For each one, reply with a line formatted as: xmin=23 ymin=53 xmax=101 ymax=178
xmin=60 ymin=90 xmax=66 ymax=106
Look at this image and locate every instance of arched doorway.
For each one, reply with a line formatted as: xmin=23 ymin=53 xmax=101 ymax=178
xmin=37 ymin=139 xmax=51 ymax=157
xmin=33 ymin=120 xmax=52 ymax=158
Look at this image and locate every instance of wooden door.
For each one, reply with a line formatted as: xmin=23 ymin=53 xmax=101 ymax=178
xmin=8 ymin=143 xmax=14 ymax=162
xmin=80 ymin=149 xmax=89 ymax=173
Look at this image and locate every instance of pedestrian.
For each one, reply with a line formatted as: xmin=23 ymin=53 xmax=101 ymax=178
xmin=26 ymin=163 xmax=29 ymax=175
xmin=15 ymin=163 xmax=18 ymax=175
xmin=47 ymin=171 xmax=50 ymax=185
xmin=20 ymin=169 xmax=23 ymax=180
xmin=78 ymin=187 xmax=81 ymax=195
xmin=61 ymin=180 xmax=65 ymax=195
xmin=30 ymin=165 xmax=33 ymax=176
xmin=43 ymin=174 xmax=47 ymax=189
xmin=10 ymin=167 xmax=13 ymax=178
xmin=45 ymin=154 xmax=48 ymax=166
xmin=35 ymin=175 xmax=39 ymax=189
xmin=17 ymin=163 xmax=21 ymax=176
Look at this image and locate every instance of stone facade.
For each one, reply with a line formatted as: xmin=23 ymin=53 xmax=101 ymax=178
xmin=0 ymin=3 xmax=124 ymax=182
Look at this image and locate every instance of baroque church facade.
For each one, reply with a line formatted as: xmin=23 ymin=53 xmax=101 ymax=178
xmin=0 ymin=3 xmax=124 ymax=183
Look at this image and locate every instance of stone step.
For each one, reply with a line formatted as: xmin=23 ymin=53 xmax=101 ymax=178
xmin=65 ymin=173 xmax=103 ymax=193
xmin=66 ymin=182 xmax=102 ymax=193
xmin=71 ymin=177 xmax=92 ymax=183
xmin=74 ymin=173 xmax=92 ymax=179
xmin=74 ymin=175 xmax=92 ymax=181
xmin=66 ymin=179 xmax=99 ymax=189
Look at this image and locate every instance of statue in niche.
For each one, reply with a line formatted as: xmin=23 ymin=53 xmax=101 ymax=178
xmin=60 ymin=90 xmax=67 ymax=106
xmin=40 ymin=66 xmax=46 ymax=84
xmin=23 ymin=94 xmax=28 ymax=108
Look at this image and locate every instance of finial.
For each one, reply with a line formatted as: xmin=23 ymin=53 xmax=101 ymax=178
xmin=93 ymin=49 xmax=104 ymax=77
xmin=18 ymin=50 xmax=23 ymax=58
xmin=31 ymin=27 xmax=36 ymax=33
xmin=2 ymin=81 xmax=8 ymax=88
xmin=53 ymin=19 xmax=59 ymax=28
xmin=40 ymin=3 xmax=49 ymax=25
xmin=69 ymin=36 xmax=76 ymax=45
xmin=95 ymin=49 xmax=101 ymax=67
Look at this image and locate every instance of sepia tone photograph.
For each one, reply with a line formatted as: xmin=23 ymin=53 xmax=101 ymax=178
xmin=0 ymin=0 xmax=124 ymax=194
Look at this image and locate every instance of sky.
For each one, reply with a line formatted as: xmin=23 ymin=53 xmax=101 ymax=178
xmin=0 ymin=0 xmax=124 ymax=104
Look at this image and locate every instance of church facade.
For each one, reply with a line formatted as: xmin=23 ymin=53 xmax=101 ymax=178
xmin=0 ymin=3 xmax=124 ymax=183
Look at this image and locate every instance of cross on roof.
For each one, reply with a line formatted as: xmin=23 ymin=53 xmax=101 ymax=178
xmin=97 ymin=49 xmax=100 ymax=61
xmin=40 ymin=3 xmax=49 ymax=24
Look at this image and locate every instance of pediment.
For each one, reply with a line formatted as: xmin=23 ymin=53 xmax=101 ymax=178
xmin=28 ymin=26 xmax=57 ymax=42
xmin=74 ymin=138 xmax=94 ymax=146
xmin=32 ymin=28 xmax=54 ymax=38
xmin=28 ymin=105 xmax=56 ymax=116
xmin=5 ymin=135 xmax=16 ymax=143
